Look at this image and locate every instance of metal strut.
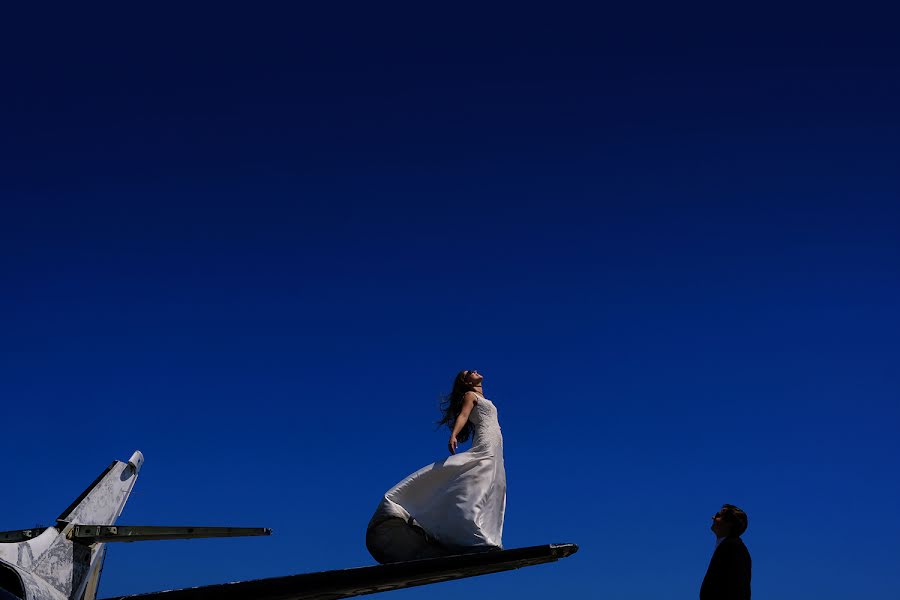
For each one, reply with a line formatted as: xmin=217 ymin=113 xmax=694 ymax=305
xmin=70 ymin=525 xmax=272 ymax=543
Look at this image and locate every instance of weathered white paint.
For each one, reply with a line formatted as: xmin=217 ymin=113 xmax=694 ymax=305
xmin=58 ymin=459 xmax=139 ymax=525
xmin=0 ymin=562 xmax=69 ymax=600
xmin=0 ymin=452 xmax=142 ymax=600
xmin=126 ymin=451 xmax=144 ymax=476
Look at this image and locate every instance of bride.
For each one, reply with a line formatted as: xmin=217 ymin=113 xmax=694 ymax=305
xmin=366 ymin=369 xmax=507 ymax=563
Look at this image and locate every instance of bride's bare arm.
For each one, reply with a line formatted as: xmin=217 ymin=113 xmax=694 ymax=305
xmin=448 ymin=392 xmax=477 ymax=454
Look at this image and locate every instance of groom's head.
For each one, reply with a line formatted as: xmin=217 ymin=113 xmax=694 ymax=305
xmin=711 ymin=504 xmax=748 ymax=538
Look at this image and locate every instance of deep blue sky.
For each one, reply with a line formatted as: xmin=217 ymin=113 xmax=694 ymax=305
xmin=2 ymin=5 xmax=899 ymax=599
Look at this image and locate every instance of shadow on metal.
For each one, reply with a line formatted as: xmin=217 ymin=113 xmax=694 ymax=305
xmin=101 ymin=543 xmax=579 ymax=600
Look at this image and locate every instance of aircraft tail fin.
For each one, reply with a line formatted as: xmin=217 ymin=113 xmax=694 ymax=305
xmin=21 ymin=452 xmax=144 ymax=599
xmin=57 ymin=451 xmax=143 ymax=525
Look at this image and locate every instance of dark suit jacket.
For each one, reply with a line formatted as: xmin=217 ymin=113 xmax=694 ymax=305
xmin=700 ymin=536 xmax=751 ymax=600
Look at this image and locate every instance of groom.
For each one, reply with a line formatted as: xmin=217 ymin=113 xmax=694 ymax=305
xmin=700 ymin=504 xmax=751 ymax=599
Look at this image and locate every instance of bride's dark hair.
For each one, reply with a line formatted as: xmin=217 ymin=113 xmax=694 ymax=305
xmin=437 ymin=370 xmax=476 ymax=442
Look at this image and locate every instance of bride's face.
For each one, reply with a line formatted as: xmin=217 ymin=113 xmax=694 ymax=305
xmin=465 ymin=370 xmax=484 ymax=386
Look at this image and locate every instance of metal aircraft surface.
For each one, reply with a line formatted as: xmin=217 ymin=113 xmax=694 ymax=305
xmin=0 ymin=452 xmax=577 ymax=600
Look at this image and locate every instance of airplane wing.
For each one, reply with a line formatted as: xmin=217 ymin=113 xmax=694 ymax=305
xmin=100 ymin=543 xmax=578 ymax=600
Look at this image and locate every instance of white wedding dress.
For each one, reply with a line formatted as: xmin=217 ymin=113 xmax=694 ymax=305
xmin=366 ymin=393 xmax=507 ymax=563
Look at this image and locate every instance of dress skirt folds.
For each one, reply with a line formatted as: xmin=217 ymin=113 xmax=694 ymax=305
xmin=366 ymin=394 xmax=506 ymax=563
